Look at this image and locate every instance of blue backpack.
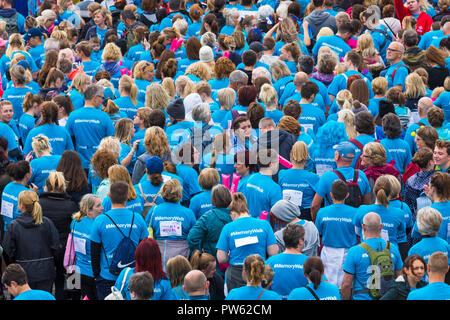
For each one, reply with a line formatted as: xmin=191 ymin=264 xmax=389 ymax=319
xmin=103 ymin=213 xmax=137 ymax=276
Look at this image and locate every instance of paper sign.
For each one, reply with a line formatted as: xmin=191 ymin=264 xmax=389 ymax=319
xmin=1 ymin=201 xmax=13 ymax=218
xmin=235 ymin=236 xmax=259 ymax=248
xmin=283 ymin=189 xmax=303 ymax=206
xmin=160 ymin=220 xmax=182 ymax=237
xmin=73 ymin=237 xmax=87 ymax=255
xmin=316 ymin=164 xmax=333 ymax=177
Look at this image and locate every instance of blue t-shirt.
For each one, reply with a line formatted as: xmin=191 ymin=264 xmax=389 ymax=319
xmin=28 ymin=43 xmax=46 ymax=69
xmin=14 ymin=290 xmax=55 ymax=300
xmin=90 ymin=208 xmax=149 ymax=280
xmin=243 ymin=173 xmax=283 ymax=219
xmin=200 ymin=152 xmax=235 ymax=176
xmin=368 ymin=97 xmax=386 ymax=118
xmin=315 ymin=203 xmax=358 ymax=248
xmin=312 ymin=35 xmax=351 ymax=61
xmin=411 ymin=201 xmax=450 ymax=242
xmin=216 ymin=216 xmax=277 ymax=265
xmin=166 ymin=121 xmax=194 ymax=149
xmin=1 ymin=182 xmax=29 ymax=230
xmin=418 ymin=30 xmax=443 ymax=50
xmin=29 ymin=155 xmax=62 ymax=194
xmin=434 ymin=91 xmax=450 ymax=123
xmin=273 ymin=76 xmax=294 ymax=98
xmin=278 ymin=169 xmax=318 ymax=210
xmin=102 ymin=195 xmax=145 ymax=216
xmin=23 ymin=124 xmax=74 ymax=156
xmin=298 ymin=103 xmax=326 ymax=134
xmin=82 ymin=60 xmax=101 ymax=79
xmin=343 ymin=237 xmax=403 ymax=300
xmin=175 ymin=163 xmax=202 ymax=202
xmin=380 ymin=138 xmax=412 ymax=174
xmin=71 ymin=216 xmax=95 ymax=277
xmin=113 ymin=96 xmax=138 ymax=120
xmin=65 ymin=107 xmax=115 ymax=168
xmin=18 ymin=113 xmax=36 ymax=144
xmin=328 ymin=70 xmax=373 ymax=98
xmin=67 ymin=88 xmax=85 ymax=110
xmin=0 ymin=122 xmax=19 ymax=158
xmin=226 ymin=285 xmax=282 ymax=300
xmin=265 ymin=253 xmax=309 ymax=299
xmin=349 ymin=134 xmax=376 ymax=168
xmin=134 ymin=78 xmax=152 ymax=107
xmin=408 ymin=236 xmax=450 ymax=266
xmin=384 ymin=61 xmax=409 ymax=90
xmin=265 ymin=109 xmax=284 ymax=125
xmin=2 ymin=86 xmax=34 ymax=121
xmin=288 ymin=282 xmax=341 ymax=300
xmin=407 ymin=282 xmax=450 ymax=300
xmin=134 ymin=180 xmax=164 ymax=207
xmin=189 ymin=190 xmax=214 ymax=219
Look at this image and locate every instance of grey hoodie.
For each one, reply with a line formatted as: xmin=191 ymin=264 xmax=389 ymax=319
xmin=304 ymin=10 xmax=337 ymax=37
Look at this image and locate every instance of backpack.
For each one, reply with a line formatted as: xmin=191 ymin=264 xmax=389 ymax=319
xmin=356 ymin=241 xmax=395 ymax=300
xmin=4 ymin=12 xmax=19 ymax=36
xmin=370 ymin=25 xmax=392 ymax=52
xmin=103 ymin=213 xmax=137 ymax=276
xmin=332 ymin=169 xmax=363 ymax=208
xmin=189 ymin=123 xmax=213 ymax=156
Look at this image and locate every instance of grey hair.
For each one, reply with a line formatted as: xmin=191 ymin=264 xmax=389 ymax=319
xmin=192 ymin=103 xmax=211 ymax=122
xmin=258 ymin=117 xmax=276 ymax=130
xmin=362 ymin=212 xmax=382 ymax=234
xmin=223 ymin=7 xmax=240 ymax=26
xmin=44 ymin=38 xmax=60 ymax=52
xmin=257 ymin=5 xmax=274 ymax=21
xmin=276 ymin=1 xmax=292 ymax=19
xmin=417 ymin=207 xmax=442 ymax=237
xmin=200 ymin=32 xmax=217 ymax=49
xmin=217 ymin=87 xmax=236 ymax=110
xmin=229 ymin=70 xmax=248 ymax=85
xmin=84 ymin=84 xmax=104 ymax=101
xmin=252 ymin=67 xmax=272 ymax=83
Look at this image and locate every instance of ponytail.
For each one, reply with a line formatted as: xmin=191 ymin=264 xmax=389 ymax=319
xmin=18 ymin=190 xmax=43 ymax=225
xmin=244 ymin=254 xmax=266 ymax=287
xmin=32 ymin=200 xmax=43 ymax=225
xmin=189 ymin=250 xmax=215 ymax=271
xmin=374 ymin=175 xmax=392 ymax=208
xmin=303 ymin=256 xmax=324 ymax=290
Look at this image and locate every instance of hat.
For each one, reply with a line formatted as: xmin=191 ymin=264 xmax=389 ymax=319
xmin=249 ymin=41 xmax=267 ymax=53
xmin=271 ymin=199 xmax=300 ymax=222
xmin=166 ymin=98 xmax=185 ymax=120
xmin=183 ymin=93 xmax=203 ymax=121
xmin=378 ymin=100 xmax=396 ymax=119
xmin=145 ymin=156 xmax=164 ymax=174
xmin=24 ymin=28 xmax=43 ymax=42
xmin=103 ymin=87 xmax=115 ymax=100
xmin=333 ymin=141 xmax=356 ymax=159
xmin=199 ymin=46 xmax=214 ymax=63
xmin=16 ymin=59 xmax=31 ymax=70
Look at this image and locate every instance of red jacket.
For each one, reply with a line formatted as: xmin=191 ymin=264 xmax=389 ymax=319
xmin=394 ymin=0 xmax=433 ymax=35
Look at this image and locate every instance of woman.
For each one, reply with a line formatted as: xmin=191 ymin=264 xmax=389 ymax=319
xmin=53 ymin=94 xmax=74 ymax=127
xmin=173 ymin=143 xmax=202 ymax=206
xmin=288 ymin=256 xmax=341 ymax=300
xmin=115 ymin=118 xmax=140 ymax=175
xmin=133 ymin=61 xmax=155 ymax=107
xmin=312 ymin=52 xmax=338 ymax=87
xmin=201 ymin=133 xmax=235 ymax=176
xmin=132 ymin=126 xmax=172 ymax=185
xmin=279 ymin=141 xmax=319 ymax=221
xmin=1 ymin=161 xmax=35 ymax=231
xmin=212 ymin=87 xmax=235 ymax=129
xmin=380 ymin=254 xmax=427 ymax=300
xmin=101 ymin=99 xmax=126 ymax=126
xmin=39 ymin=67 xmax=65 ymax=101
xmin=233 ymin=150 xmax=258 ymax=193
xmin=225 ymin=254 xmax=281 ymax=300
xmin=57 ymin=0 xmax=85 ymax=29
xmin=259 ymin=84 xmax=283 ymax=125
xmin=113 ymin=76 xmax=139 ymax=119
xmin=37 ymin=9 xmax=57 ymax=38
xmin=349 ymin=79 xmax=370 ymax=109
xmin=67 ymin=73 xmax=91 ymax=110
xmin=178 ymin=37 xmax=201 ymax=75
xmin=39 ymin=171 xmax=78 ymax=300
xmin=147 ymin=179 xmax=196 ymax=265
xmin=270 ymin=60 xmax=294 ymax=99
xmin=189 ymin=250 xmax=225 ymax=300
xmin=56 ymin=150 xmax=91 ymax=209
xmin=90 ymin=148 xmax=118 ymax=200
xmin=97 ymin=42 xmax=123 ymax=88
xmin=124 ymin=26 xmax=149 ymax=70
xmin=216 ymin=192 xmax=279 ymax=292
xmin=361 ymin=142 xmax=401 ymax=194
xmin=2 ymin=65 xmax=34 ymax=122
xmin=2 ymin=190 xmax=59 ymax=293
xmin=187 ymin=4 xmax=203 ymax=38
xmin=84 ymin=7 xmax=113 ymax=47
xmin=0 ymin=100 xmax=20 ymax=142
xmin=18 ymin=93 xmax=42 ymax=145
xmin=144 ymin=83 xmax=171 ymax=116
xmin=189 ymin=168 xmax=220 ymax=219
xmin=338 ymin=109 xmax=357 ymax=140
xmin=27 ymin=134 xmax=62 ymax=194
xmin=69 ymin=194 xmax=103 ymax=300
xmin=353 ymin=175 xmax=407 ymax=247
xmin=209 ymin=57 xmax=235 ymax=102
xmin=230 ymin=116 xmax=257 ymax=154
xmin=88 ymin=137 xmax=121 ymax=193
xmin=37 ymin=50 xmax=58 ymax=89
xmin=404 ymin=72 xmax=427 ymax=112
xmin=101 ymin=165 xmax=144 ymax=215
xmin=114 ymin=238 xmax=174 ymax=300
xmin=166 ymin=255 xmax=192 ymax=300
xmin=424 ymin=45 xmax=449 ymax=90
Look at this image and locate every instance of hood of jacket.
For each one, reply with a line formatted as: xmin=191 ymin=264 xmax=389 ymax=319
xmin=403 ymin=47 xmax=426 ymax=67
xmin=305 ymin=10 xmax=333 ymax=26
xmin=364 ymin=161 xmax=400 ymax=180
xmin=407 ymin=170 xmax=435 ymax=191
xmin=0 ymin=8 xmax=18 ymax=18
xmin=101 ymin=61 xmax=120 ymax=75
xmin=16 ymin=212 xmax=39 ymax=229
xmin=311 ymin=72 xmax=334 ymax=86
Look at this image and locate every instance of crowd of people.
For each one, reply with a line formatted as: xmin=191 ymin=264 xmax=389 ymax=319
xmin=0 ymin=0 xmax=448 ymax=301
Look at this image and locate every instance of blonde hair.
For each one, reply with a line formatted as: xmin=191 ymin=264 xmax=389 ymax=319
xmin=384 ymin=174 xmax=401 ymax=200
xmin=185 ymin=62 xmax=212 ymax=81
xmin=198 ymin=168 xmax=220 ymax=190
xmin=431 ymin=87 xmax=445 ymax=99
xmin=143 ymin=126 xmax=170 ymax=157
xmin=115 ymin=118 xmax=134 ymax=146
xmin=270 ymin=60 xmax=291 ymax=82
xmin=18 ymin=190 xmax=43 ymax=225
xmin=364 ymin=142 xmax=387 ymax=167
xmin=372 ymin=77 xmax=388 ymax=96
xmin=102 ymin=99 xmax=120 ymax=116
xmin=108 ymin=164 xmax=137 ymax=200
xmin=162 ymin=77 xmax=176 ymax=99
xmin=290 ymin=141 xmax=309 ymax=165
xmin=50 ymin=29 xmax=68 ymax=41
xmin=405 ymin=72 xmax=427 ymax=99
xmin=373 ymin=175 xmax=392 ymax=208
xmin=6 ymin=33 xmax=25 ymax=58
xmin=338 ymin=109 xmax=357 ymax=139
xmin=336 ymin=90 xmax=353 ymax=110
xmin=102 ymin=42 xmax=122 ymax=62
xmin=243 ymin=254 xmax=266 ymax=287
xmin=356 ymin=34 xmax=374 ymax=53
xmin=96 ymin=79 xmax=115 ymax=93
xmin=133 ymin=61 xmax=154 ymax=80
xmin=228 ymin=192 xmax=249 ymax=214
xmin=68 ymin=72 xmax=91 ymax=93
xmin=44 ymin=171 xmax=67 ymax=193
xmin=98 ymin=136 xmax=121 ymax=158
xmin=217 ymin=88 xmax=236 ymax=110
xmin=72 ymin=193 xmax=101 ymax=222
xmin=161 ymin=178 xmax=183 ymax=203
xmin=119 ymin=75 xmax=138 ymax=105
xmin=259 ymin=83 xmax=278 ymax=109
xmin=317 ymin=27 xmax=334 ymax=39
xmin=145 ymin=83 xmax=170 ymax=110
xmin=93 ymin=7 xmax=112 ymax=27
xmin=31 ymin=134 xmax=52 ymax=157
xmin=402 ymin=15 xmax=417 ymax=30
xmin=175 ymin=76 xmax=196 ymax=98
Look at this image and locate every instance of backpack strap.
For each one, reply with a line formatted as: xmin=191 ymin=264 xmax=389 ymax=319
xmin=305 ymin=285 xmax=320 ymax=300
xmin=256 ymin=288 xmax=265 ymax=300
xmin=391 ymin=64 xmax=408 ymax=83
xmin=352 ymin=169 xmax=359 ymax=184
xmin=104 ymin=213 xmax=126 ymax=238
xmin=349 ymin=138 xmax=364 ymax=152
xmin=139 ymin=183 xmax=150 ymax=204
xmin=333 ymin=169 xmax=346 ymax=182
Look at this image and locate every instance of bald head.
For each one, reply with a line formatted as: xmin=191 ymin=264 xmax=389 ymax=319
xmin=387 ymin=42 xmax=404 ymax=64
xmin=390 ymin=41 xmax=404 ymax=54
xmin=294 ymin=72 xmax=308 ymax=88
xmin=183 ymin=270 xmax=207 ymax=294
xmin=418 ymin=97 xmax=434 ymax=116
xmin=362 ymin=212 xmax=382 ymax=235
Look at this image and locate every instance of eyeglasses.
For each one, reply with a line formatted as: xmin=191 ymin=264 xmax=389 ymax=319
xmin=387 ymin=48 xmax=402 ymax=53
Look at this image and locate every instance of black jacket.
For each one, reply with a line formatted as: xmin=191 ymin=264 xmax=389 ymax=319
xmin=2 ymin=213 xmax=60 ymax=282
xmin=380 ymin=275 xmax=427 ymax=300
xmin=39 ymin=192 xmax=78 ymax=248
xmin=253 ymin=129 xmax=296 ymax=168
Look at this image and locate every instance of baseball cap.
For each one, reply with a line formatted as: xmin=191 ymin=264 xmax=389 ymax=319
xmin=333 ymin=141 xmax=356 ymax=159
xmin=24 ymin=28 xmax=43 ymax=42
xmin=249 ymin=41 xmax=267 ymax=53
xmin=145 ymin=156 xmax=164 ymax=175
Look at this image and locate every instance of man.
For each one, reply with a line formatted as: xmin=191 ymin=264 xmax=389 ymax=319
xmin=129 ymin=271 xmax=155 ymax=300
xmin=401 ymin=29 xmax=427 ymax=71
xmin=407 ymin=252 xmax=450 ymax=300
xmin=237 ymin=50 xmax=258 ymax=85
xmin=394 ymin=0 xmax=433 ymax=35
xmin=243 ymin=148 xmax=283 ymax=219
xmin=288 ymin=72 xmax=325 ymax=112
xmin=312 ymin=21 xmax=352 ymax=62
xmin=348 ymin=111 xmax=376 ymax=168
xmin=341 ymin=212 xmax=403 ymax=300
xmin=310 ymin=141 xmax=372 ymax=221
xmin=418 ymin=15 xmax=447 ymax=49
xmin=237 ymin=42 xmax=270 ymax=72
xmin=383 ymin=41 xmax=409 ymax=91
xmin=315 ymin=180 xmax=358 ymax=289
xmin=121 ymin=9 xmax=146 ymax=50
xmin=304 ymin=0 xmax=337 ymax=37
xmin=259 ymin=37 xmax=278 ymax=67
xmin=265 ymin=224 xmax=310 ymax=299
xmin=297 ymin=81 xmax=326 ymax=135
xmin=328 ymin=50 xmax=374 ymax=103
xmin=159 ymin=0 xmax=191 ymax=31
xmin=90 ymin=181 xmax=149 ymax=300
xmin=183 ymin=270 xmax=210 ymax=300
xmin=0 ymin=0 xmax=26 ymax=35
xmin=65 ymin=84 xmax=115 ymax=170
xmin=361 ymin=7 xmax=393 ymax=65
xmin=430 ymin=16 xmax=450 ymax=48
xmin=165 ymin=99 xmax=194 ymax=151
xmin=230 ymin=116 xmax=257 ymax=154
xmin=24 ymin=28 xmax=45 ymax=69
xmin=404 ymin=97 xmax=433 ymax=155
xmin=433 ymin=140 xmax=450 ymax=173
xmin=2 ymin=264 xmax=55 ymax=300
xmin=252 ymin=118 xmax=296 ymax=168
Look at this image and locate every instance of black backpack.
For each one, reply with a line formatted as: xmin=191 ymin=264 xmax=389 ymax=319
xmin=189 ymin=123 xmax=213 ymax=156
xmin=332 ymin=169 xmax=363 ymax=208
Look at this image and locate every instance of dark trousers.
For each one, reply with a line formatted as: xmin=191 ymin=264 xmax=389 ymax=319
xmin=81 ymin=274 xmax=98 ymax=300
xmin=29 ymin=279 xmax=53 ymax=294
xmin=95 ymin=277 xmax=115 ymax=300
